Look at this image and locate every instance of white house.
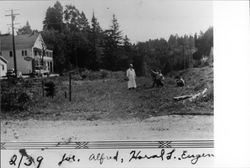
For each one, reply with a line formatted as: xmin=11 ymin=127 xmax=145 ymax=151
xmin=0 ymin=32 xmax=53 ymax=74
xmin=0 ymin=56 xmax=8 ymax=77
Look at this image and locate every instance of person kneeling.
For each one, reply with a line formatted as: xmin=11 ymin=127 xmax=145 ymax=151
xmin=176 ymin=76 xmax=185 ymax=87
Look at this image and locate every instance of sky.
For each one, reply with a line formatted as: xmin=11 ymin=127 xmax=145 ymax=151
xmin=0 ymin=0 xmax=213 ymax=43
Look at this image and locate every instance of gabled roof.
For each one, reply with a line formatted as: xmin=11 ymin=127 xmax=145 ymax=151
xmin=0 ymin=32 xmax=39 ymax=51
xmin=0 ymin=56 xmax=8 ymax=64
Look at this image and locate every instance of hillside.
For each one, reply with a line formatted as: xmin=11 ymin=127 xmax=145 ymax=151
xmin=1 ymin=66 xmax=213 ymax=121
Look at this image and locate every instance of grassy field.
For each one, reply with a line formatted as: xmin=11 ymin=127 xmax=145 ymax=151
xmin=1 ymin=66 xmax=213 ymax=121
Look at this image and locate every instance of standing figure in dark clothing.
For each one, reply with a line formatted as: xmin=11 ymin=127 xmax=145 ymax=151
xmin=151 ymin=69 xmax=164 ymax=87
xmin=156 ymin=70 xmax=164 ymax=87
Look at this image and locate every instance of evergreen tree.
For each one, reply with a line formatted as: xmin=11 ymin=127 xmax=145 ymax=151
xmin=42 ymin=30 xmax=68 ymax=72
xmin=103 ymin=14 xmax=123 ymax=70
xmin=123 ymin=35 xmax=131 ymax=52
xmin=91 ymin=13 xmax=102 ymax=34
xmin=193 ymin=27 xmax=213 ymax=60
xmin=64 ymin=5 xmax=81 ymax=32
xmin=43 ymin=1 xmax=64 ymax=32
xmin=41 ymin=1 xmax=213 ymax=74
xmin=17 ymin=21 xmax=33 ymax=35
xmin=79 ymin=11 xmax=90 ymax=33
xmin=64 ymin=5 xmax=90 ymax=33
xmin=88 ymin=13 xmax=103 ymax=70
xmin=109 ymin=14 xmax=123 ymax=46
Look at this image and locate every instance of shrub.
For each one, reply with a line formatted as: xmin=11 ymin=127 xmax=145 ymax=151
xmin=1 ymin=90 xmax=32 ymax=111
xmin=23 ymin=79 xmax=33 ymax=88
xmin=1 ymin=79 xmax=40 ymax=112
xmin=100 ymin=70 xmax=109 ymax=79
xmin=18 ymin=92 xmax=30 ymax=103
xmin=44 ymin=81 xmax=55 ymax=98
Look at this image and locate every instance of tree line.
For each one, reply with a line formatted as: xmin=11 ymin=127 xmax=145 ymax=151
xmin=17 ymin=1 xmax=213 ymax=75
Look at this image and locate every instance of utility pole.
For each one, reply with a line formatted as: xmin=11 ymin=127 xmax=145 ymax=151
xmin=69 ymin=72 xmax=72 ymax=102
xmin=5 ymin=9 xmax=20 ymax=77
xmin=182 ymin=45 xmax=185 ymax=69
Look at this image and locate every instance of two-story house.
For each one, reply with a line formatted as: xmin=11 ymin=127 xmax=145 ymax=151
xmin=0 ymin=32 xmax=53 ymax=75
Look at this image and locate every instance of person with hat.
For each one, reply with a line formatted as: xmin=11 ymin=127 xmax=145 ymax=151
xmin=126 ymin=64 xmax=137 ymax=90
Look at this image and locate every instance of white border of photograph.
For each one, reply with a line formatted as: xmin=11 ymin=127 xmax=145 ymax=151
xmin=214 ymin=1 xmax=250 ymax=167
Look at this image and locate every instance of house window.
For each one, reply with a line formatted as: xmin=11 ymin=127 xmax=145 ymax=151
xmin=22 ymin=50 xmax=28 ymax=56
xmin=9 ymin=51 xmax=13 ymax=57
xmin=34 ymin=51 xmax=37 ymax=56
xmin=1 ymin=65 xmax=4 ymax=70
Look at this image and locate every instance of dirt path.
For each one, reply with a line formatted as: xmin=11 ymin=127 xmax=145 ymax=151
xmin=1 ymin=115 xmax=213 ymax=141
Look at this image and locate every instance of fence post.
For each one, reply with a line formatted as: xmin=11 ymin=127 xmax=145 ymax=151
xmin=69 ymin=72 xmax=72 ymax=102
xmin=42 ymin=80 xmax=44 ymax=97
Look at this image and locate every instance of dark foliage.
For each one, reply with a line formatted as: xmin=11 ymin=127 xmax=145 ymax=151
xmin=1 ymin=79 xmax=35 ymax=111
xmin=44 ymin=81 xmax=55 ymax=98
xmin=41 ymin=1 xmax=213 ymax=75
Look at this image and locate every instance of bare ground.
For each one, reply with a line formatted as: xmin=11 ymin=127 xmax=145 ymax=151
xmin=1 ymin=115 xmax=213 ymax=141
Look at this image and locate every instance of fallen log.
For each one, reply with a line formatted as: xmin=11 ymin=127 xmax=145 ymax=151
xmin=173 ymin=95 xmax=192 ymax=101
xmin=173 ymin=88 xmax=208 ymax=102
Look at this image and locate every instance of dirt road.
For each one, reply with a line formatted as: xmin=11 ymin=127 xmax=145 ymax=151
xmin=1 ymin=115 xmax=213 ymax=141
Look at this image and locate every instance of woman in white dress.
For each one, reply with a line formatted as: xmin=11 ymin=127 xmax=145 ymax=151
xmin=126 ymin=64 xmax=136 ymax=90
